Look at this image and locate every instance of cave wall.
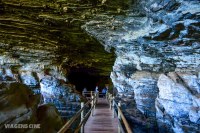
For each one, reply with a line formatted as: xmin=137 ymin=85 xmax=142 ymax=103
xmin=0 ymin=0 xmax=117 ymax=132
xmin=0 ymin=0 xmax=199 ymax=132
xmin=83 ymin=0 xmax=200 ymax=132
xmin=0 ymin=0 xmax=116 ymax=81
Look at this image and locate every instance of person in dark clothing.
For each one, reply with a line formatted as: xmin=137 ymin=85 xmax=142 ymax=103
xmin=101 ymin=87 xmax=107 ymax=97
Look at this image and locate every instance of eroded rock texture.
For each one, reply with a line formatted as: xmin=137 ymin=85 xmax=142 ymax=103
xmin=0 ymin=0 xmax=116 ymax=131
xmin=0 ymin=65 xmax=85 ymax=131
xmin=0 ymin=0 xmax=115 ymax=77
xmin=0 ymin=0 xmax=199 ymax=132
xmin=40 ymin=75 xmax=86 ymax=119
xmin=84 ymin=0 xmax=200 ymax=132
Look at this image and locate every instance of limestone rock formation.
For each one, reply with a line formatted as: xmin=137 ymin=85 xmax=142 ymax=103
xmin=0 ymin=1 xmax=120 ymax=131
xmin=0 ymin=0 xmax=199 ymax=132
xmin=156 ymin=73 xmax=200 ymax=132
xmin=83 ymin=0 xmax=200 ymax=132
xmin=40 ymin=75 xmax=85 ymax=119
xmin=0 ymin=0 xmax=115 ymax=77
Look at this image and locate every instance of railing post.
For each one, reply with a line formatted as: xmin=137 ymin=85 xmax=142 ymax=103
xmin=118 ymin=101 xmax=121 ymax=133
xmin=106 ymin=92 xmax=109 ymax=102
xmin=109 ymin=94 xmax=112 ymax=109
xmin=91 ymin=96 xmax=94 ymax=116
xmin=96 ymin=92 xmax=99 ymax=102
xmin=81 ymin=102 xmax=84 ymax=133
xmin=90 ymin=91 xmax=93 ymax=98
xmin=94 ymin=93 xmax=97 ymax=110
xmin=112 ymin=96 xmax=115 ymax=118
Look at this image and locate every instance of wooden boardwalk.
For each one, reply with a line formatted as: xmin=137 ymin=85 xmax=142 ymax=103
xmin=84 ymin=98 xmax=118 ymax=133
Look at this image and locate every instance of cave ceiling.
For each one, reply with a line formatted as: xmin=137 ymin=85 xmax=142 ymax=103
xmin=0 ymin=0 xmax=132 ymax=76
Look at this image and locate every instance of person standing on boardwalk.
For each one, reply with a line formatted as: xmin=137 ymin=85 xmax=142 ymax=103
xmin=83 ymin=88 xmax=87 ymax=96
xmin=95 ymin=86 xmax=99 ymax=93
xmin=101 ymin=87 xmax=107 ymax=97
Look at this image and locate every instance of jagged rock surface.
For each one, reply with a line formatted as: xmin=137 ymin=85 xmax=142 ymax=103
xmin=40 ymin=75 xmax=86 ymax=119
xmin=156 ymin=72 xmax=200 ymax=133
xmin=0 ymin=0 xmax=199 ymax=132
xmin=84 ymin=0 xmax=200 ymax=132
xmin=0 ymin=0 xmax=115 ymax=77
xmin=0 ymin=1 xmax=118 ymax=128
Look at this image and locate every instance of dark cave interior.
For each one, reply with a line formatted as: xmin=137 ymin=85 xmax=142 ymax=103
xmin=68 ymin=67 xmax=111 ymax=92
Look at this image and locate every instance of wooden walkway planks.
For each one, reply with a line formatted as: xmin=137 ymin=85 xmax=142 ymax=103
xmin=84 ymin=98 xmax=118 ymax=133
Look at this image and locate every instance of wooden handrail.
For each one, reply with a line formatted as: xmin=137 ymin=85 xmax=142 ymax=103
xmin=107 ymin=92 xmax=133 ymax=133
xmin=58 ymin=93 xmax=98 ymax=133
xmin=82 ymin=91 xmax=105 ymax=95
xmin=117 ymin=103 xmax=132 ymax=133
xmin=58 ymin=92 xmax=132 ymax=133
xmin=74 ymin=106 xmax=93 ymax=133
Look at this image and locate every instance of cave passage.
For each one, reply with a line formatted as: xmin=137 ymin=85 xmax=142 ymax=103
xmin=68 ymin=67 xmax=111 ymax=92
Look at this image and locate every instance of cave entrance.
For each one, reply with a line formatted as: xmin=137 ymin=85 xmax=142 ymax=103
xmin=68 ymin=67 xmax=111 ymax=92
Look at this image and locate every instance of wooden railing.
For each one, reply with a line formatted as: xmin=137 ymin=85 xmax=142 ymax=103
xmin=58 ymin=93 xmax=98 ymax=133
xmin=58 ymin=91 xmax=133 ymax=133
xmin=107 ymin=93 xmax=133 ymax=133
xmin=82 ymin=91 xmax=106 ymax=99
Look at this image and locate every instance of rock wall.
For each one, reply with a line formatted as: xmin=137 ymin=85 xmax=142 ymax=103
xmin=0 ymin=0 xmax=117 ymax=132
xmin=0 ymin=0 xmax=115 ymax=77
xmin=0 ymin=0 xmax=199 ymax=132
xmin=156 ymin=72 xmax=200 ymax=132
xmin=0 ymin=65 xmax=85 ymax=120
xmin=84 ymin=0 xmax=200 ymax=132
xmin=40 ymin=75 xmax=86 ymax=119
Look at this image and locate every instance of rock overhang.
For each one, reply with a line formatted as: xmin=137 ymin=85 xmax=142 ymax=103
xmin=0 ymin=0 xmax=130 ymax=77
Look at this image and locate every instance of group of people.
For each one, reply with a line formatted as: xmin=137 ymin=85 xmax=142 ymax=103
xmin=83 ymin=86 xmax=108 ymax=97
xmin=95 ymin=86 xmax=108 ymax=97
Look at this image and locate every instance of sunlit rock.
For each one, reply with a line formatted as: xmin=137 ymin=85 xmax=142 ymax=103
xmin=156 ymin=73 xmax=200 ymax=132
xmin=84 ymin=0 xmax=200 ymax=132
xmin=20 ymin=71 xmax=39 ymax=87
xmin=40 ymin=75 xmax=84 ymax=119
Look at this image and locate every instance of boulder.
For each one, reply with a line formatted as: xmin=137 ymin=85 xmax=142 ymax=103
xmin=0 ymin=82 xmax=39 ymax=132
xmin=32 ymin=104 xmax=63 ymax=133
xmin=0 ymin=82 xmax=64 ymax=133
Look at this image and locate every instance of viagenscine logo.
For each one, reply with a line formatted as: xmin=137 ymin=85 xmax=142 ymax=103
xmin=4 ymin=124 xmax=40 ymax=129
